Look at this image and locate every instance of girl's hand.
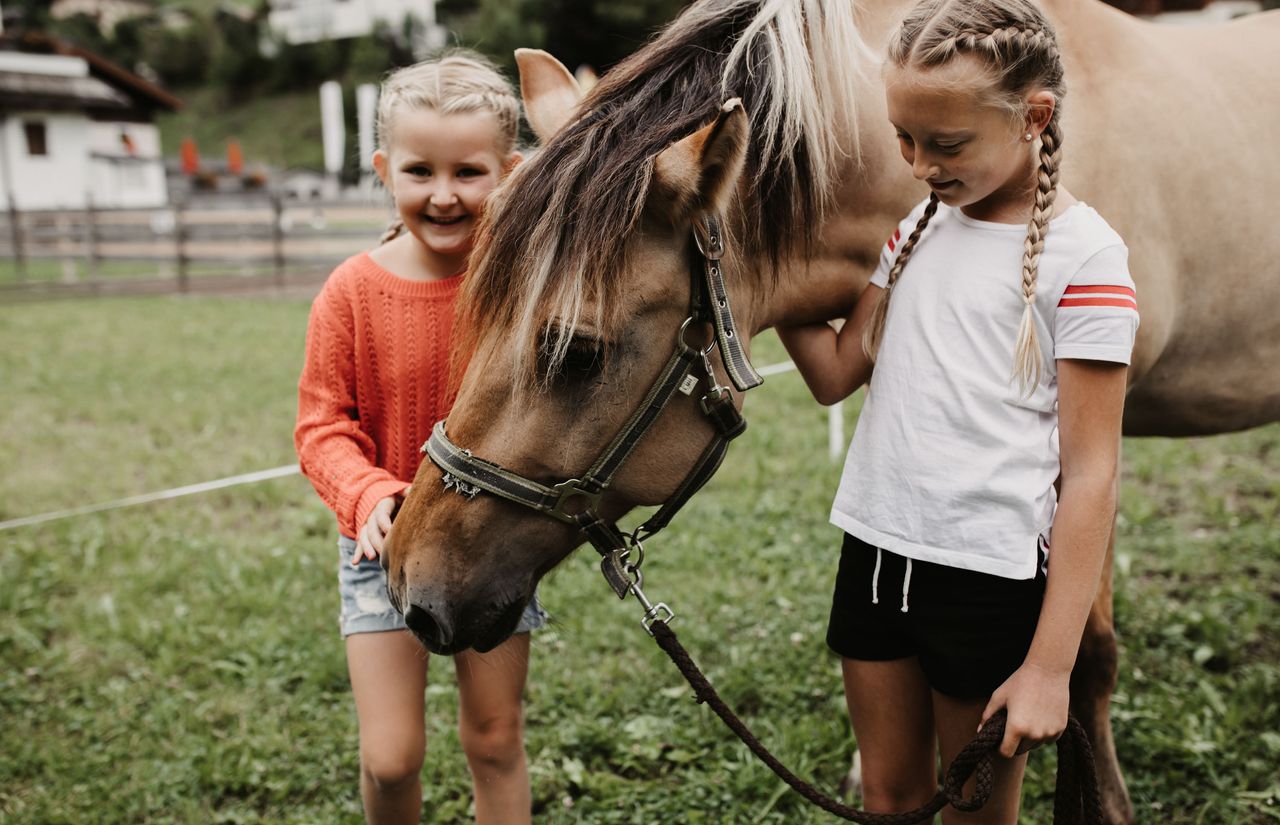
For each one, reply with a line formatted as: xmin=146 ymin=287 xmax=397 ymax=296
xmin=352 ymin=488 xmax=409 ymax=565
xmin=979 ymin=662 xmax=1070 ymax=758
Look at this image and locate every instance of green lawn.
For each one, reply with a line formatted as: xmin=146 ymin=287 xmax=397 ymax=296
xmin=0 ymin=258 xmax=279 ymax=286
xmin=1 ymin=297 xmax=1276 ymax=823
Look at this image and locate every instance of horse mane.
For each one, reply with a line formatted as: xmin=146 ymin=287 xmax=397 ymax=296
xmin=463 ymin=0 xmax=876 ymax=382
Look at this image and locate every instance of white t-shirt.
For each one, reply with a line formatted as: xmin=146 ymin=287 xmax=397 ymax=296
xmin=830 ymin=199 xmax=1138 ymax=580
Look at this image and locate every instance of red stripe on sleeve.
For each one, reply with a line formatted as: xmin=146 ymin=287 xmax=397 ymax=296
xmin=887 ymin=228 xmax=900 ymax=252
xmin=1063 ymin=284 xmax=1135 ymax=297
xmin=1058 ymin=297 xmax=1139 ymax=310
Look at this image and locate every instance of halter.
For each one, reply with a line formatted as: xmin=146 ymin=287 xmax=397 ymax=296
xmin=423 ymin=213 xmax=763 ymax=622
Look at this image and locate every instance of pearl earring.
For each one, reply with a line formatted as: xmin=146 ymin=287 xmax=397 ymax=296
xmin=1024 ymin=133 xmax=1034 ymax=142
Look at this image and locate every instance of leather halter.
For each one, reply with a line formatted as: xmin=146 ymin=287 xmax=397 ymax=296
xmin=423 ymin=213 xmax=763 ymax=604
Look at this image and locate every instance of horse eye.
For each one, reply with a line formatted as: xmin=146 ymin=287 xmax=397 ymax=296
xmin=560 ymin=338 xmax=604 ymax=378
xmin=538 ymin=331 xmax=605 ymax=383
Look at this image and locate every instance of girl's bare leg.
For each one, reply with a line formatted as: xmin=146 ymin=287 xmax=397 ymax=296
xmin=842 ymin=657 xmax=939 ymax=814
xmin=346 ymin=629 xmax=431 ymax=825
xmin=455 ymin=632 xmax=533 ymax=825
xmin=932 ymin=690 xmax=1028 ymax=825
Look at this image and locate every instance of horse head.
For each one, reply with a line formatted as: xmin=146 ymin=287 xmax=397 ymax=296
xmin=385 ymin=50 xmax=760 ymax=654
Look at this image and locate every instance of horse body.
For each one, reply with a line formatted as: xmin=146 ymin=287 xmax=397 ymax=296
xmin=785 ymin=0 xmax=1280 ymax=437
xmin=386 ymin=2 xmax=1280 ymax=821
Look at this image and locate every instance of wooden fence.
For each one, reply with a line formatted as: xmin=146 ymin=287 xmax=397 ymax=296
xmin=0 ymin=195 xmax=393 ymax=300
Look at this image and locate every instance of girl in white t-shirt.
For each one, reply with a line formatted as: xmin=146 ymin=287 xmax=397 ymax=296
xmin=778 ymin=1 xmax=1137 ymax=820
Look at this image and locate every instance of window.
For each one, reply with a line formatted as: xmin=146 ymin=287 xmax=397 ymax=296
xmin=24 ymin=121 xmax=48 ymax=156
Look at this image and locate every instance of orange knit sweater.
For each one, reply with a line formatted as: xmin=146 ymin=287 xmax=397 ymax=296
xmin=295 ymin=252 xmax=462 ymax=538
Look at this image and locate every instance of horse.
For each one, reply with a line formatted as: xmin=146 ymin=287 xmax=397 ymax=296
xmin=383 ymin=2 xmax=1280 ymax=822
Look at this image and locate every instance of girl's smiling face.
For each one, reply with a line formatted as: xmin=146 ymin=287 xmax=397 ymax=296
xmin=374 ymin=108 xmax=517 ymax=263
xmin=885 ymin=55 xmax=1052 ymax=223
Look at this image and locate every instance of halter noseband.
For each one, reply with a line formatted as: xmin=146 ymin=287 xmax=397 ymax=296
xmin=423 ymin=213 xmax=763 ymax=611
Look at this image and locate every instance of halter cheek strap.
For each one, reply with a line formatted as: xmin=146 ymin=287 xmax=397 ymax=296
xmin=423 ymin=212 xmax=761 ymax=604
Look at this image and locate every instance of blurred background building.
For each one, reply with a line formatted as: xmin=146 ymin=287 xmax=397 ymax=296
xmin=0 ymin=32 xmax=179 ymax=210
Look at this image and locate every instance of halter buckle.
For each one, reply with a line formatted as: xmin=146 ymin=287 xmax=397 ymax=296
xmin=548 ymin=478 xmax=603 ymax=523
xmin=699 ymin=385 xmax=731 ymax=413
xmin=693 ymin=213 xmax=724 ymax=261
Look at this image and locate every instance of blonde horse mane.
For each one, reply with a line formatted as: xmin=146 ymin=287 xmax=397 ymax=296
xmin=462 ymin=0 xmax=876 ymax=384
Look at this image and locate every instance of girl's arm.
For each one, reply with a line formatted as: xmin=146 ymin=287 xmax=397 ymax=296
xmin=776 ymin=284 xmax=883 ymax=406
xmin=981 ymin=358 xmax=1127 ymax=757
xmin=294 ymin=284 xmax=408 ymax=540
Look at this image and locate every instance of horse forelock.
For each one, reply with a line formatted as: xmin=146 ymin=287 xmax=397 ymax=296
xmin=462 ymin=0 xmax=875 ymax=388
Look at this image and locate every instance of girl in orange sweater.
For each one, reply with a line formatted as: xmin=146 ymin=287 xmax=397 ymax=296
xmin=294 ymin=53 xmax=543 ymax=825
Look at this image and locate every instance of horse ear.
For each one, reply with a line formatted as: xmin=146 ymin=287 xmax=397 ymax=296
xmin=654 ymin=99 xmax=749 ymax=220
xmin=515 ymin=49 xmax=583 ymax=143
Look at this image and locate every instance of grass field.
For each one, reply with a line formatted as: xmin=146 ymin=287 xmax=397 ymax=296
xmin=1 ymin=295 xmax=1276 ymax=824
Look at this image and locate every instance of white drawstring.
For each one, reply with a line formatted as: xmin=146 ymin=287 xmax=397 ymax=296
xmin=900 ymin=558 xmax=913 ymax=613
xmin=871 ymin=547 xmax=882 ymax=604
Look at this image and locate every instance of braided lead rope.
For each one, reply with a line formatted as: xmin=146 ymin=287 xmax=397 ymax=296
xmin=647 ymin=620 xmax=1102 ymax=824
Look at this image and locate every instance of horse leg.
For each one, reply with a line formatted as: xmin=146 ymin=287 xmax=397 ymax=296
xmin=838 ymin=749 xmax=863 ymax=800
xmin=1069 ymin=518 xmax=1135 ymax=825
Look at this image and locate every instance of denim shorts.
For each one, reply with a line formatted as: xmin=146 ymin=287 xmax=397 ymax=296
xmin=337 ymin=536 xmax=548 ymax=638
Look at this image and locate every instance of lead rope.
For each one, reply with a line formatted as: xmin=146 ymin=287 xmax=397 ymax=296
xmin=645 ymin=619 xmax=1104 ymax=824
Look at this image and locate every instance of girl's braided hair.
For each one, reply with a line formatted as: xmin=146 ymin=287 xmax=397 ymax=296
xmin=863 ymin=0 xmax=1066 ymax=397
xmin=375 ymin=50 xmax=521 ymax=244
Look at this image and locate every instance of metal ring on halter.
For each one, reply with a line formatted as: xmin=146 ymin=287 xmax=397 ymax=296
xmin=623 ymin=537 xmax=646 ymax=573
xmin=628 ymin=524 xmax=654 ymax=547
xmin=678 ymin=316 xmax=716 ymax=356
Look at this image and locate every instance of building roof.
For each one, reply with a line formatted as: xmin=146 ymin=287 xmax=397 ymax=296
xmin=0 ymin=67 xmax=132 ymax=112
xmin=0 ymin=32 xmax=181 ymax=115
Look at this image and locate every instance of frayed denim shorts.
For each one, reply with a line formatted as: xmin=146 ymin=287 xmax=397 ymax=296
xmin=337 ymin=536 xmax=548 ymax=638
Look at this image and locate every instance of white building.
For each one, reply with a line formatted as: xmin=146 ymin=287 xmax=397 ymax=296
xmin=49 ymin=0 xmax=156 ymax=34
xmin=267 ymin=0 xmax=445 ymax=52
xmin=0 ymin=34 xmax=180 ymax=210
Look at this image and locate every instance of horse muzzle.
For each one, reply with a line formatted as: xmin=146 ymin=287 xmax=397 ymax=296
xmin=399 ymin=581 xmax=530 ymax=655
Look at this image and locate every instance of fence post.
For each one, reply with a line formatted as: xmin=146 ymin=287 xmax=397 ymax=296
xmin=6 ymin=201 xmax=24 ymax=282
xmin=175 ymin=198 xmax=188 ymax=293
xmin=0 ymin=116 xmax=28 ymax=282
xmin=272 ymin=193 xmax=285 ymax=289
xmin=85 ymin=194 xmax=100 ymax=282
xmin=828 ymin=402 xmax=845 ymax=462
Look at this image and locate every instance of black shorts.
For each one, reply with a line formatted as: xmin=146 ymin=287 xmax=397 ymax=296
xmin=826 ymin=533 xmax=1046 ymax=700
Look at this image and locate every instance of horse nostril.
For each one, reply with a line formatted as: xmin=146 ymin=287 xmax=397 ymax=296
xmin=404 ymin=603 xmax=452 ymax=649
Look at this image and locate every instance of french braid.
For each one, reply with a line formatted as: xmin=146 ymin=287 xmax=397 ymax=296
xmin=376 ymin=52 xmax=520 ymax=158
xmin=884 ymin=0 xmax=1067 ymax=396
xmin=379 ymin=218 xmax=405 ymax=245
xmin=1014 ymin=112 xmax=1063 ymax=393
xmin=863 ymin=193 xmax=939 ymax=360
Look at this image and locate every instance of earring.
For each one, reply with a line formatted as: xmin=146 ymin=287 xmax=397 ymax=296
xmin=1024 ymin=133 xmax=1034 ymax=142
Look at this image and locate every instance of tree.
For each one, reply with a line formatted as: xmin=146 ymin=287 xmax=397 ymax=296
xmin=439 ymin=0 xmax=689 ymax=77
xmin=209 ymin=10 xmax=270 ymax=93
xmin=545 ymin=0 xmax=688 ymax=72
xmin=138 ymin=10 xmax=215 ymax=87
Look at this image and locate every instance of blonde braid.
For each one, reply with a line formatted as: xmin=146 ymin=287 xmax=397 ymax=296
xmin=862 ymin=193 xmax=940 ymax=360
xmin=1012 ymin=112 xmax=1063 ymax=394
xmin=376 ymin=52 xmax=521 ymax=158
xmin=379 ymin=218 xmax=405 ymax=245
xmin=925 ymin=24 xmax=1060 ymax=68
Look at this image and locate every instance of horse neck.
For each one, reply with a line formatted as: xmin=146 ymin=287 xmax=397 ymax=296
xmin=741 ymin=69 xmax=923 ymax=336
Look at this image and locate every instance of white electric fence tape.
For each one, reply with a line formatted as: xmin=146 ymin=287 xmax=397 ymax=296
xmin=1 ymin=361 xmax=849 ymax=532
